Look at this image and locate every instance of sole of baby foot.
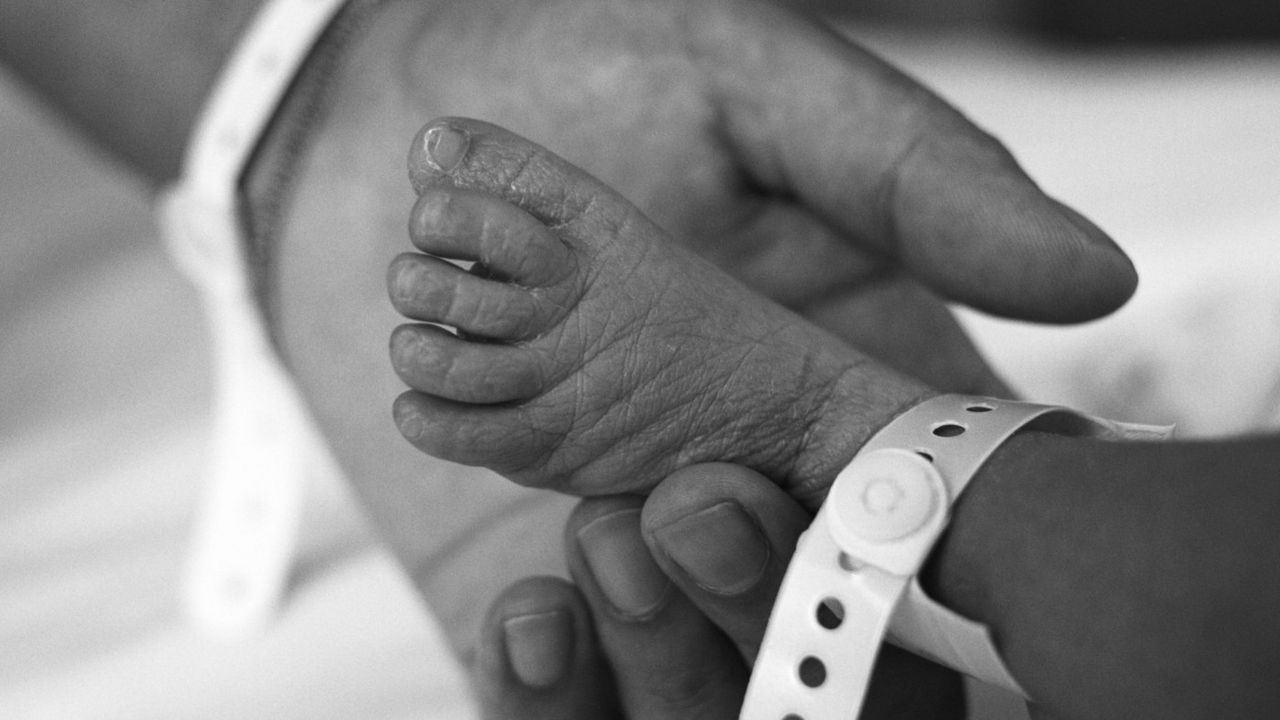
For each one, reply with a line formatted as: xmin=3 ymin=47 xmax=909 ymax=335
xmin=391 ymin=117 xmax=931 ymax=503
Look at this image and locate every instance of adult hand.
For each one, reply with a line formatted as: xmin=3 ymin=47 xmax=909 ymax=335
xmin=269 ymin=0 xmax=1133 ymax=659
xmin=479 ymin=441 xmax=1280 ymax=720
xmin=379 ymin=0 xmax=1134 ymax=391
xmin=475 ymin=464 xmax=966 ymax=719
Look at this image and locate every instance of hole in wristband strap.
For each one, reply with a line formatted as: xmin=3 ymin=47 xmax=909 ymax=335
xmin=798 ymin=656 xmax=827 ymax=688
xmin=837 ymin=552 xmax=865 ymax=572
xmin=965 ymin=403 xmax=994 ymax=413
xmin=931 ymin=422 xmax=966 ymax=437
xmin=817 ymin=598 xmax=845 ymax=629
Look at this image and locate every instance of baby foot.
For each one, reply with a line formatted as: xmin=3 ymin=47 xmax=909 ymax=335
xmin=389 ymin=118 xmax=929 ymax=502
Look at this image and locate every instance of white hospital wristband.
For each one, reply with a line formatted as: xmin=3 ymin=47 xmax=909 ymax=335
xmin=741 ymin=394 xmax=1170 ymax=720
xmin=157 ymin=0 xmax=352 ymax=637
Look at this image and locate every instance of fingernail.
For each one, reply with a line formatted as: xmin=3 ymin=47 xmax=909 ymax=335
xmin=502 ymin=610 xmax=573 ymax=689
xmin=652 ymin=502 xmax=769 ymax=596
xmin=422 ymin=123 xmax=469 ymax=173
xmin=577 ymin=509 xmax=671 ymax=620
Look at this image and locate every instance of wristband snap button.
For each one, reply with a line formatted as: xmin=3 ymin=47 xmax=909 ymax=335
xmin=832 ymin=449 xmax=941 ymax=543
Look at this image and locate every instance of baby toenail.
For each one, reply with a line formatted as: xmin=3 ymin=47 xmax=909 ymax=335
xmin=422 ymin=123 xmax=469 ymax=174
xmin=394 ymin=401 xmax=427 ymax=441
xmin=399 ymin=414 xmax=425 ymax=441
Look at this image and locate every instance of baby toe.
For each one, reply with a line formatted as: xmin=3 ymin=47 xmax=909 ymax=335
xmin=393 ymin=391 xmax=564 ymax=481
xmin=389 ymin=323 xmax=550 ymax=404
xmin=410 ymin=188 xmax=577 ymax=288
xmin=388 ymin=252 xmax=562 ymax=341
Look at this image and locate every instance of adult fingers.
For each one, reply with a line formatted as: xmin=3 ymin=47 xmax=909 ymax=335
xmin=473 ymin=576 xmax=621 ymax=720
xmin=642 ymin=463 xmax=967 ymax=719
xmin=566 ymin=496 xmax=749 ymax=719
xmin=679 ymin=0 xmax=1137 ymax=323
xmin=641 ymin=464 xmax=809 ymax=661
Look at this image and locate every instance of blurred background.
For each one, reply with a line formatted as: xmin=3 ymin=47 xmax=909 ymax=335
xmin=812 ymin=0 xmax=1280 ymax=42
xmin=2 ymin=2 xmax=1278 ymax=719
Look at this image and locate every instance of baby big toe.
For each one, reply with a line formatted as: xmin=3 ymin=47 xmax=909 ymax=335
xmin=408 ymin=118 xmax=632 ymax=238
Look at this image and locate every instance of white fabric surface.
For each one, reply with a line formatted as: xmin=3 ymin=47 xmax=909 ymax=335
xmin=2 ymin=30 xmax=1279 ymax=720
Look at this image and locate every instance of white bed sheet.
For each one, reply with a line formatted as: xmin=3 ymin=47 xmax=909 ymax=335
xmin=2 ymin=30 xmax=1279 ymax=720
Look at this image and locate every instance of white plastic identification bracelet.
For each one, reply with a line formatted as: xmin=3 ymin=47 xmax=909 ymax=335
xmin=741 ymin=395 xmax=1171 ymax=720
xmin=157 ymin=0 xmax=349 ymax=637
